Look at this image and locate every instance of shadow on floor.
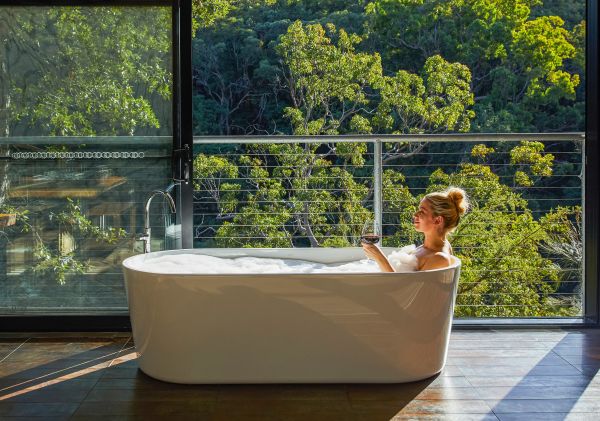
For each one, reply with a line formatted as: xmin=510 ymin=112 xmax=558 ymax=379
xmin=0 ymin=336 xmax=438 ymax=419
xmin=461 ymin=329 xmax=600 ymax=420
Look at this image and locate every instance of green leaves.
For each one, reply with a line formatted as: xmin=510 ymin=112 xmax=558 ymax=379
xmin=5 ymin=7 xmax=172 ymax=136
xmin=510 ymin=140 xmax=554 ymax=186
xmin=31 ymin=198 xmax=127 ymax=285
xmin=365 ymin=0 xmax=583 ymax=132
xmin=277 ymin=23 xmax=475 ymax=135
xmin=33 ymin=243 xmax=87 ymax=286
xmin=51 ymin=198 xmax=126 ymax=245
xmin=512 ymin=16 xmax=579 ymax=101
xmin=471 ymin=144 xmax=495 ymax=159
xmin=190 ymin=0 xmax=583 ymax=135
xmin=192 ymin=0 xmax=233 ymax=33
xmin=375 ymin=55 xmax=474 ymax=133
xmin=195 ymin=142 xmax=372 ymax=248
xmin=277 ymin=21 xmax=383 ymax=135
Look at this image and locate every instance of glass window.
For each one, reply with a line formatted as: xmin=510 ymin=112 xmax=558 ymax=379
xmin=191 ymin=0 xmax=586 ymax=319
xmin=0 ymin=6 xmax=174 ymax=314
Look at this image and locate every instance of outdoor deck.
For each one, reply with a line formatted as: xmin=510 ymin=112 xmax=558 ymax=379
xmin=0 ymin=329 xmax=599 ymax=420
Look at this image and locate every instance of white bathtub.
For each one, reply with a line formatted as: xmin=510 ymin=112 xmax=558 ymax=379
xmin=122 ymin=248 xmax=461 ymax=384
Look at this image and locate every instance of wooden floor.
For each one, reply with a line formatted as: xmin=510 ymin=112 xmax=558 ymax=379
xmin=0 ymin=329 xmax=599 ymax=420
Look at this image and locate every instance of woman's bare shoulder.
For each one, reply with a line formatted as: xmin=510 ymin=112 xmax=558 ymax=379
xmin=420 ymin=252 xmax=452 ymax=271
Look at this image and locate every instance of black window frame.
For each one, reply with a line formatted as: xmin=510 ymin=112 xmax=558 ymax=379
xmin=585 ymin=0 xmax=599 ymax=325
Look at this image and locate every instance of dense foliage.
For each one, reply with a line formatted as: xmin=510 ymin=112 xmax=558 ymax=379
xmin=193 ymin=0 xmax=584 ymax=135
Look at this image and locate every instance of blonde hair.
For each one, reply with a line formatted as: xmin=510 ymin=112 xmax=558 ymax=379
xmin=424 ymin=187 xmax=469 ymax=233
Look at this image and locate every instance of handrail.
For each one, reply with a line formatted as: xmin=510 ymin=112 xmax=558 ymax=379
xmin=0 ymin=133 xmax=584 ymax=144
xmin=193 ymin=132 xmax=585 ymax=144
xmin=0 ymin=136 xmax=172 ymax=145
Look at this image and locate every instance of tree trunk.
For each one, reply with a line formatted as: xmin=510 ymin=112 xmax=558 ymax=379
xmin=302 ymin=203 xmax=319 ymax=247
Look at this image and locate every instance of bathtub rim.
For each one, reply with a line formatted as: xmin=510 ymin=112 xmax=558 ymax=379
xmin=122 ymin=247 xmax=461 ymax=277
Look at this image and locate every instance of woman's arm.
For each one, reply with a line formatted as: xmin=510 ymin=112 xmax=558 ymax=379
xmin=361 ymin=243 xmax=395 ymax=272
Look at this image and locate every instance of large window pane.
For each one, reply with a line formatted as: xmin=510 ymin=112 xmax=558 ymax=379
xmin=192 ymin=0 xmax=586 ymax=319
xmin=0 ymin=6 xmax=173 ymax=314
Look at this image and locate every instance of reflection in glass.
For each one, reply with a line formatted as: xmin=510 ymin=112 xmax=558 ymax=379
xmin=0 ymin=6 xmax=173 ymax=314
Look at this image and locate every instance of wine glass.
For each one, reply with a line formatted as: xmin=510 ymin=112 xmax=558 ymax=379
xmin=360 ymin=219 xmax=381 ymax=246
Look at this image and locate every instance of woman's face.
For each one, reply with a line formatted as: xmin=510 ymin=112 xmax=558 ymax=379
xmin=413 ymin=199 xmax=440 ymax=233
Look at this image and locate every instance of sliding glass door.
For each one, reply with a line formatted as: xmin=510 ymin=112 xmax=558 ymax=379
xmin=0 ymin=4 xmax=176 ymax=314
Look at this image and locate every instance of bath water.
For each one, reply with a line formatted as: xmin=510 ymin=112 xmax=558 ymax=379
xmin=140 ymin=254 xmax=381 ymax=274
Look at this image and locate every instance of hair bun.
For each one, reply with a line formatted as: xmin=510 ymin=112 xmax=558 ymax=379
xmin=446 ymin=187 xmax=469 ymax=216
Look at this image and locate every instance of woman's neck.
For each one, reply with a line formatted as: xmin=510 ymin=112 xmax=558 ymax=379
xmin=423 ymin=234 xmax=446 ymax=252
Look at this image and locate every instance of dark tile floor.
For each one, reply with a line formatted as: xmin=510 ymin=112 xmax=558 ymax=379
xmin=0 ymin=329 xmax=599 ymax=420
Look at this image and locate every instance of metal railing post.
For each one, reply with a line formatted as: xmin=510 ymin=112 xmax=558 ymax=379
xmin=374 ymin=139 xmax=383 ymax=242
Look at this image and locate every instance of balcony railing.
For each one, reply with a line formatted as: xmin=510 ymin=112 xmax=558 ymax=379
xmin=193 ymin=133 xmax=585 ymax=319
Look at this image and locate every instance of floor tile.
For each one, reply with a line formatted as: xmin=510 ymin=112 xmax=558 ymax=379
xmin=390 ymin=415 xmax=499 ymax=421
xmin=394 ymin=399 xmax=493 ymax=415
xmin=487 ymin=398 xmax=600 ymax=414
xmin=414 ymin=387 xmax=481 ymax=400
xmin=448 ymin=349 xmax=553 ymax=358
xmin=0 ymin=402 xmax=79 ymax=417
xmin=0 ymin=341 xmax=27 ymax=362
xmin=83 ymin=387 xmax=217 ymax=402
xmin=496 ymin=415 xmax=600 ymax=421
xmin=459 ymin=364 xmax=583 ymax=377
xmin=92 ymin=376 xmax=217 ymax=391
xmin=447 ymin=354 xmax=571 ymax=367
xmin=347 ymin=382 xmax=432 ymax=401
xmin=475 ymin=386 xmax=599 ymax=400
xmin=72 ymin=401 xmax=214 ymax=417
xmin=465 ymin=375 xmax=597 ymax=388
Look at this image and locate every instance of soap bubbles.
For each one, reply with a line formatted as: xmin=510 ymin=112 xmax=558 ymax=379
xmin=140 ymin=254 xmax=380 ymax=274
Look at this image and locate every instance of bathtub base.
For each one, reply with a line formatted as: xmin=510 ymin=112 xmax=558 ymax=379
xmin=138 ymin=367 xmax=444 ymax=385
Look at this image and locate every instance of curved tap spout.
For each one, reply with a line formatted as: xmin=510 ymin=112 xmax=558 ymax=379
xmin=141 ymin=189 xmax=177 ymax=253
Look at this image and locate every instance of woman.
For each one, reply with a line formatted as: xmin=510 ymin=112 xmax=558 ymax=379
xmin=362 ymin=187 xmax=469 ymax=271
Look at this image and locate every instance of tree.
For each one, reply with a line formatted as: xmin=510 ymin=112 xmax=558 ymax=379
xmin=422 ymin=146 xmax=577 ymax=317
xmin=276 ymin=21 xmax=475 ymax=136
xmin=276 ymin=21 xmax=383 ymax=136
xmin=364 ymin=0 xmax=583 ymax=132
xmin=198 ymin=21 xmax=473 ymax=249
xmin=1 ymin=7 xmax=172 ymax=138
xmin=196 ymin=143 xmax=371 ymax=248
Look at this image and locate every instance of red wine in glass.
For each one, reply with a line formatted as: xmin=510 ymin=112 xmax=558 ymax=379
xmin=360 ymin=219 xmax=381 ymax=245
xmin=360 ymin=233 xmax=381 ymax=245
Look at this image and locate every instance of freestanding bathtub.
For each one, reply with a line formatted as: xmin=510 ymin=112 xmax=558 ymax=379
xmin=122 ymin=248 xmax=461 ymax=384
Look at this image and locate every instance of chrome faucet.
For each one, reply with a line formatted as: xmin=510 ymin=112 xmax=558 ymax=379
xmin=140 ymin=184 xmax=177 ymax=253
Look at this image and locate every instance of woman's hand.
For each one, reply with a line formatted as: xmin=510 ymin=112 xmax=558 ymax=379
xmin=361 ymin=242 xmax=395 ymax=272
xmin=361 ymin=242 xmax=381 ymax=260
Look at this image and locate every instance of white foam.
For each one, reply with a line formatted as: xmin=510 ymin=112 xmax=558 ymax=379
xmin=387 ymin=245 xmax=419 ymax=272
xmin=139 ymin=254 xmax=381 ymax=274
